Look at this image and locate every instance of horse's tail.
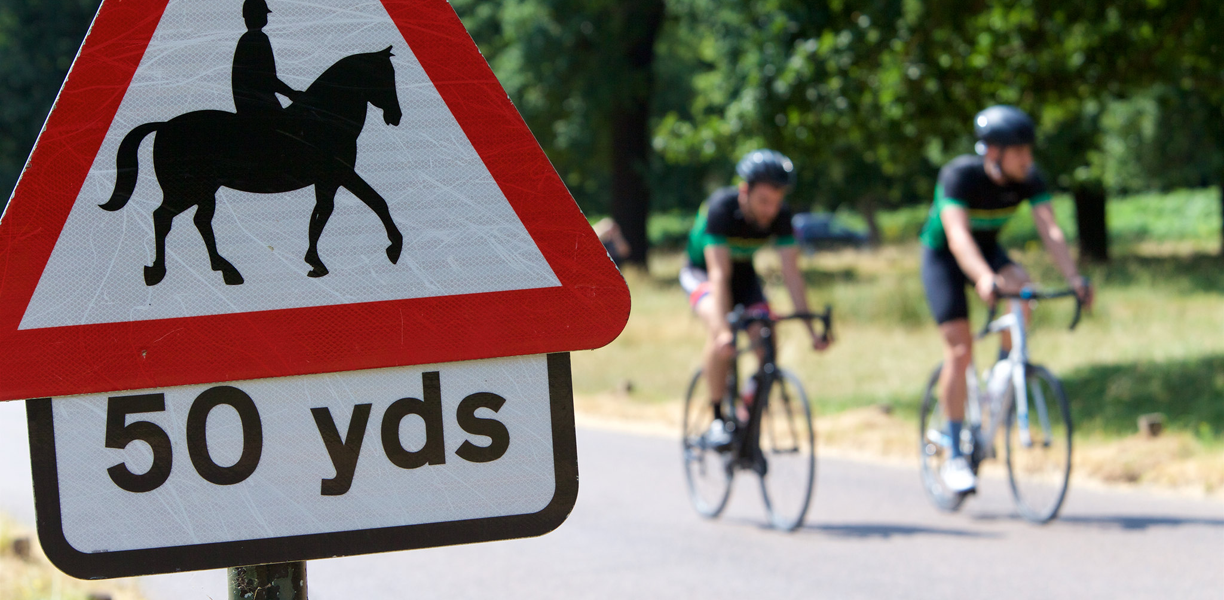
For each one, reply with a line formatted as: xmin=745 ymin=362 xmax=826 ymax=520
xmin=100 ymin=122 xmax=162 ymax=211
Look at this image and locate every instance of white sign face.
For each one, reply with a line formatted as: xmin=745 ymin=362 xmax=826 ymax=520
xmin=20 ymin=0 xmax=559 ymax=331
xmin=28 ymin=353 xmax=578 ymax=578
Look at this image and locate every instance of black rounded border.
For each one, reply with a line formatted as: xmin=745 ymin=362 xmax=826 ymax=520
xmin=27 ymin=353 xmax=578 ymax=580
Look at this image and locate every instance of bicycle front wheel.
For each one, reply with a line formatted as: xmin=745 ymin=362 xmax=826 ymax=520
xmin=681 ymin=368 xmax=734 ymax=518
xmin=1006 ymin=364 xmax=1072 ymax=524
xmin=918 ymin=362 xmax=969 ymax=513
xmin=756 ymin=369 xmax=816 ymax=532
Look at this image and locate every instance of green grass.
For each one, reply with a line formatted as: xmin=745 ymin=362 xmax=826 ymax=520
xmin=575 ymin=186 xmax=1224 ymax=444
xmin=1062 ymin=356 xmax=1224 ymax=442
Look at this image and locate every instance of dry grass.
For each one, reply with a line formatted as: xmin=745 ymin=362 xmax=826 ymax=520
xmin=0 ymin=517 xmax=147 ymax=600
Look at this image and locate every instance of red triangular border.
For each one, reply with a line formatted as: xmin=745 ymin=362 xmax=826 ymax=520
xmin=0 ymin=0 xmax=629 ymax=402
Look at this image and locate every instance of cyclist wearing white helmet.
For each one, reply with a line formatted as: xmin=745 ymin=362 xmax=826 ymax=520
xmin=919 ymin=106 xmax=1094 ymax=493
xmin=682 ymin=150 xmax=829 ymax=446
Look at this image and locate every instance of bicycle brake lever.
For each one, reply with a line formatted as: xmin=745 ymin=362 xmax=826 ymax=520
xmin=1068 ymin=296 xmax=1082 ymax=331
xmin=822 ymin=304 xmax=833 ymax=344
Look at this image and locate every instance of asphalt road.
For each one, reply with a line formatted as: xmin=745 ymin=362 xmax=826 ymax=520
xmin=2 ymin=401 xmax=1221 ymax=599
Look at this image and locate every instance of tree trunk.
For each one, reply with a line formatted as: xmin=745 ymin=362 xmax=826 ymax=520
xmin=611 ymin=104 xmax=652 ymax=267
xmin=609 ymin=0 xmax=664 ymax=267
xmin=1074 ymin=181 xmax=1109 ymax=262
xmin=858 ymin=195 xmax=881 ymax=246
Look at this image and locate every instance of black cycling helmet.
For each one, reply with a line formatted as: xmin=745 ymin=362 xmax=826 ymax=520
xmin=736 ymin=149 xmax=796 ymax=188
xmin=974 ymin=105 xmax=1035 ymax=154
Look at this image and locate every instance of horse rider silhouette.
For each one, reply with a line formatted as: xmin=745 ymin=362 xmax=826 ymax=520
xmin=232 ymin=0 xmax=302 ymax=117
xmin=98 ymin=5 xmax=404 ymax=287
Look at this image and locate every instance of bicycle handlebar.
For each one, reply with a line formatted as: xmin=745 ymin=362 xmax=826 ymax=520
xmin=727 ymin=304 xmax=834 ymax=344
xmin=977 ymin=285 xmax=1085 ymax=339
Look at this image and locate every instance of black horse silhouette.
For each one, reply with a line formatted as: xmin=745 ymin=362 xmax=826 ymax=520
xmin=100 ymin=47 xmax=404 ymax=286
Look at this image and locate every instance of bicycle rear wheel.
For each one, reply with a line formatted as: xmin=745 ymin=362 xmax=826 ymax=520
xmin=681 ymin=368 xmax=733 ymax=518
xmin=756 ymin=369 xmax=815 ymax=532
xmin=1006 ymin=364 xmax=1072 ymax=524
xmin=918 ymin=362 xmax=969 ymax=512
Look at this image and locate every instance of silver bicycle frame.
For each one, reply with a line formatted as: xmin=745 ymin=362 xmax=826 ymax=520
xmin=926 ymin=298 xmax=1053 ymax=454
xmin=980 ymin=299 xmax=1052 ymax=449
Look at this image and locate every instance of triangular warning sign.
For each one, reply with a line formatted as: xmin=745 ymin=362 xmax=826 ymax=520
xmin=0 ymin=0 xmax=629 ymax=402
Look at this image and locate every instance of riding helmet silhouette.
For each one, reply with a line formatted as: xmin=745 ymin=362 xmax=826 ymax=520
xmin=244 ymin=0 xmax=271 ymax=23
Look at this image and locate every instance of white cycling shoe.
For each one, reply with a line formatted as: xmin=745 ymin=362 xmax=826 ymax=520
xmin=704 ymin=419 xmax=734 ymax=449
xmin=941 ymin=456 xmax=977 ymax=493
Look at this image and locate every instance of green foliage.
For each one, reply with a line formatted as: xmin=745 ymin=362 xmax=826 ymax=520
xmin=1107 ymin=187 xmax=1223 ymax=246
xmin=645 ymin=211 xmax=694 ymax=248
xmin=651 ymin=0 xmax=1224 ymax=219
xmin=451 ymin=0 xmax=666 ymax=216
xmin=875 ymin=205 xmax=928 ymax=244
xmin=1091 ymin=88 xmax=1224 ymax=195
xmin=0 ymin=0 xmax=101 ymax=204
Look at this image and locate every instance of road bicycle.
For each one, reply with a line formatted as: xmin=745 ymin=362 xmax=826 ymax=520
xmin=919 ymin=286 xmax=1084 ymax=523
xmin=681 ymin=305 xmax=832 ymax=531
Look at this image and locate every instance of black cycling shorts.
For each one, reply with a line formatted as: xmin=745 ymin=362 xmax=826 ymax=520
xmin=679 ymin=264 xmax=769 ymax=312
xmin=921 ymin=244 xmax=1014 ymax=324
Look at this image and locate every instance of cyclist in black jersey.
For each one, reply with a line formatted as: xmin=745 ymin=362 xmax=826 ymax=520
xmin=681 ymin=150 xmax=829 ymax=445
xmin=921 ymin=105 xmax=1094 ymax=492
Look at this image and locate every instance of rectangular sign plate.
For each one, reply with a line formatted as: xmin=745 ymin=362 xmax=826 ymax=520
xmin=28 ymin=353 xmax=577 ymax=579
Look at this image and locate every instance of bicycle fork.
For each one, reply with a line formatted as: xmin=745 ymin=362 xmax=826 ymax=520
xmin=1004 ymin=299 xmax=1054 ymax=449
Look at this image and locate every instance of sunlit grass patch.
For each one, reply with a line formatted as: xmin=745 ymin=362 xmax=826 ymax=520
xmin=0 ymin=515 xmax=147 ymax=600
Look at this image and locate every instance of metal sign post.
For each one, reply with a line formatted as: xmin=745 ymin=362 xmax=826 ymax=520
xmin=229 ymin=562 xmax=307 ymax=600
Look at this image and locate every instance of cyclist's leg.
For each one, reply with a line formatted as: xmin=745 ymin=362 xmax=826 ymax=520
xmin=740 ymin=274 xmax=771 ymax=364
xmin=681 ymin=265 xmax=733 ymax=413
xmin=937 ymin=318 xmax=973 ymax=419
xmin=696 ymin=296 xmax=732 ymax=411
xmin=922 ymin=246 xmax=974 ymax=457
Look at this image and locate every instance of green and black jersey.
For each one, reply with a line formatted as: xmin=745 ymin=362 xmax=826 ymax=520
xmin=919 ymin=155 xmax=1051 ymax=250
xmin=686 ymin=186 xmax=795 ymax=292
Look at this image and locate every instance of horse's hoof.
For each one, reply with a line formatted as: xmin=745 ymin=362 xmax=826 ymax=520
xmin=386 ymin=239 xmax=402 ymax=264
xmin=307 ymin=265 xmax=329 ymax=278
xmin=144 ymin=265 xmax=166 ymax=286
xmin=222 ymin=269 xmax=245 ymax=285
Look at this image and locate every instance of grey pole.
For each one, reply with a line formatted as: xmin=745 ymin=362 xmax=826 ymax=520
xmin=228 ymin=562 xmax=307 ymax=600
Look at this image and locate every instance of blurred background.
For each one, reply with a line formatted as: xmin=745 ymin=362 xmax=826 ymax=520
xmin=0 ymin=1 xmax=1221 ymax=598
xmin=2 ymin=0 xmax=1221 ymax=511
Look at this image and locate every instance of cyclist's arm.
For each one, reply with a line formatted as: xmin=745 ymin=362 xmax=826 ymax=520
xmin=1032 ymin=202 xmax=1093 ymax=307
xmin=704 ymin=245 xmax=734 ymax=341
xmin=778 ymin=245 xmax=824 ymax=348
xmin=942 ymin=205 xmax=1000 ymax=300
